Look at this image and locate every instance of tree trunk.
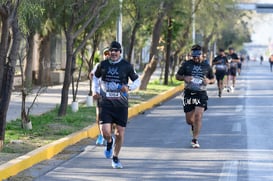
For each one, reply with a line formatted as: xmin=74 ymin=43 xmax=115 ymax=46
xmin=0 ymin=6 xmax=11 ymax=150
xmin=87 ymin=35 xmax=99 ymax=96
xmin=203 ymin=27 xmax=215 ymax=54
xmin=138 ymin=2 xmax=166 ymax=90
xmin=127 ymin=11 xmax=140 ymax=63
xmin=58 ymin=31 xmax=73 ymax=116
xmin=138 ymin=55 xmax=158 ymax=90
xmin=21 ymin=89 xmax=28 ymax=127
xmin=0 ymin=0 xmax=21 ymax=149
xmin=38 ymin=34 xmax=51 ymax=86
xmin=164 ymin=17 xmax=172 ymax=85
xmin=0 ymin=15 xmax=10 ymax=96
xmin=24 ymin=32 xmax=35 ymax=88
xmin=0 ymin=65 xmax=15 ymax=147
xmin=170 ymin=51 xmax=179 ymax=83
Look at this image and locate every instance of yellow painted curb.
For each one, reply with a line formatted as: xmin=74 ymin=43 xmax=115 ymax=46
xmin=0 ymin=84 xmax=184 ymax=180
xmin=128 ymin=84 xmax=184 ymax=118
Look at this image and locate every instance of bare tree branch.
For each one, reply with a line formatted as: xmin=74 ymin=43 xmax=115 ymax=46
xmin=73 ymin=0 xmax=108 ymax=39
xmin=26 ymin=87 xmax=47 ymax=117
xmin=73 ymin=7 xmax=114 ymax=55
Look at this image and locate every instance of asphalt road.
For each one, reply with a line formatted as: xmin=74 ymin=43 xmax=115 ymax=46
xmin=10 ymin=60 xmax=273 ymax=181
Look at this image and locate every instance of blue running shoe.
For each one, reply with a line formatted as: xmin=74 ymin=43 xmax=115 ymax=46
xmin=96 ymin=134 xmax=104 ymax=145
xmin=112 ymin=158 xmax=123 ymax=169
xmin=104 ymin=136 xmax=114 ymax=159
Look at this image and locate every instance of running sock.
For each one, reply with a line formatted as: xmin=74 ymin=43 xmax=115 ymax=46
xmin=106 ymin=139 xmax=113 ymax=151
xmin=192 ymin=138 xmax=197 ymax=143
xmin=113 ymin=156 xmax=118 ymax=163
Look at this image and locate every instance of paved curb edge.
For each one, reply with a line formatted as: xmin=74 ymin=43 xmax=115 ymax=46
xmin=0 ymin=84 xmax=184 ymax=180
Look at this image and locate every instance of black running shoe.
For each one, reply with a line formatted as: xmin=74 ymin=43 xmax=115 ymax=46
xmin=191 ymin=139 xmax=200 ymax=148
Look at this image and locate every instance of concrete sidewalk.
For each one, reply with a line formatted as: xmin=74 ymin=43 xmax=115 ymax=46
xmin=7 ymin=81 xmax=90 ymax=122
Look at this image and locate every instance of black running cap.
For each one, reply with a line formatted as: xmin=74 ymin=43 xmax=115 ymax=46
xmin=191 ymin=44 xmax=202 ymax=51
xmin=110 ymin=41 xmax=121 ymax=50
xmin=192 ymin=50 xmax=202 ymax=57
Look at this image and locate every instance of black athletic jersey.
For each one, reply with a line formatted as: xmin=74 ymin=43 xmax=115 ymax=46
xmin=229 ymin=53 xmax=239 ymax=60
xmin=228 ymin=53 xmax=239 ymax=68
xmin=176 ymin=59 xmax=214 ymax=91
xmin=213 ymin=55 xmax=228 ymax=71
xmin=94 ymin=59 xmax=139 ymax=107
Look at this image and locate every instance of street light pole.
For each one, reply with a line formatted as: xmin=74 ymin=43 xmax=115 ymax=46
xmin=192 ymin=0 xmax=196 ymax=44
xmin=116 ymin=0 xmax=122 ymax=47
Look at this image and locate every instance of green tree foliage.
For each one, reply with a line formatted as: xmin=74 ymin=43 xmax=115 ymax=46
xmin=195 ymin=0 xmax=251 ymax=51
xmin=18 ymin=0 xmax=44 ymax=35
xmin=122 ymin=0 xmax=159 ymax=63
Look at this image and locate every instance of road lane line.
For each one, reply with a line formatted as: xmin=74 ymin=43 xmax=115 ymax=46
xmin=219 ymin=160 xmax=239 ymax=181
xmin=235 ymin=105 xmax=243 ymax=112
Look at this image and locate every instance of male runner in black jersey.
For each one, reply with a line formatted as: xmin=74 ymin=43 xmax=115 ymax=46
xmin=92 ymin=41 xmax=140 ymax=168
xmin=212 ymin=48 xmax=228 ymax=97
xmin=227 ymin=47 xmax=240 ymax=92
xmin=176 ymin=44 xmax=215 ymax=148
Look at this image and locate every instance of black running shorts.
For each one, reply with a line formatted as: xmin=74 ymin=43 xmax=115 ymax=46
xmin=215 ymin=70 xmax=226 ymax=81
xmin=182 ymin=89 xmax=208 ymax=113
xmin=237 ymin=62 xmax=242 ymax=69
xmin=99 ymin=106 xmax=128 ymax=127
xmin=228 ymin=67 xmax=237 ymax=76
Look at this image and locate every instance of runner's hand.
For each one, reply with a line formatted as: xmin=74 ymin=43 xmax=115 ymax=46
xmin=92 ymin=92 xmax=101 ymax=100
xmin=203 ymin=77 xmax=210 ymax=85
xmin=120 ymin=85 xmax=129 ymax=93
xmin=88 ymin=72 xmax=93 ymax=80
xmin=183 ymin=76 xmax=192 ymax=83
xmin=203 ymin=77 xmax=214 ymax=85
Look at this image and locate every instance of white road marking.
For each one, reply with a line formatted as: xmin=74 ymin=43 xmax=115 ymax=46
xmin=235 ymin=105 xmax=243 ymax=112
xmin=219 ymin=160 xmax=239 ymax=181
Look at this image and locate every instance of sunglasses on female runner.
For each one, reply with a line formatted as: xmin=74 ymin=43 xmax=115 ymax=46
xmin=104 ymin=51 xmax=110 ymax=56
